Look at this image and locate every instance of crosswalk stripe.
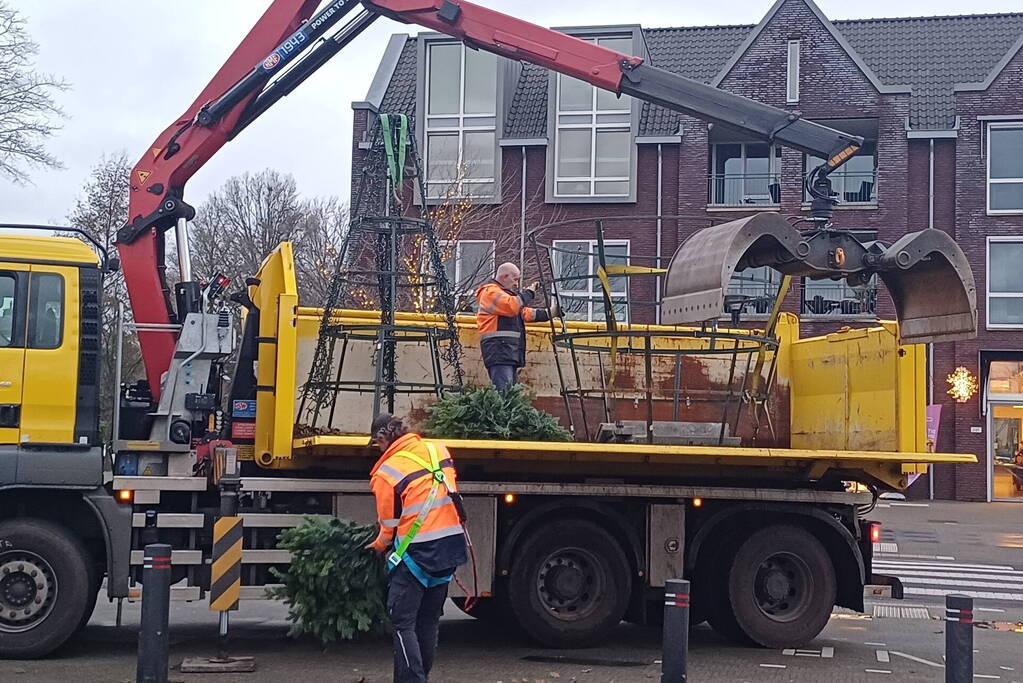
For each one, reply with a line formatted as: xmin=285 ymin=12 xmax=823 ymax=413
xmin=879 ymin=570 xmax=1023 ymax=583
xmin=874 ymin=561 xmax=1018 ymax=573
xmin=898 ymin=577 xmax=1023 ymax=590
xmin=905 ymin=587 xmax=1023 ymax=601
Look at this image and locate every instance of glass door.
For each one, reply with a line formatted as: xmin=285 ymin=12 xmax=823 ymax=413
xmin=990 ymin=402 xmax=1023 ymax=501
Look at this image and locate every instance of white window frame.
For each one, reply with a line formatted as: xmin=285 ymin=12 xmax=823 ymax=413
xmin=553 ymin=38 xmax=633 ymax=199
xmin=709 ymin=143 xmax=781 ymax=206
xmin=987 ymin=236 xmax=1023 ymax=329
xmin=551 ymin=239 xmax=630 ymax=322
xmin=986 ymin=122 xmax=1023 ymax=215
xmin=438 ymin=239 xmax=496 ymax=293
xmin=786 ymin=40 xmax=800 ymax=104
xmin=424 ymin=42 xmax=497 ymax=200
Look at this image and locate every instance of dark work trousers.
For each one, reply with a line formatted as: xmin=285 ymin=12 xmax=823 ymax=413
xmin=487 ymin=364 xmax=518 ymax=390
xmin=388 ymin=563 xmax=449 ymax=683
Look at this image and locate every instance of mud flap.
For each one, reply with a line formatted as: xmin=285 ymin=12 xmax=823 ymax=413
xmin=660 ymin=213 xmax=977 ymax=344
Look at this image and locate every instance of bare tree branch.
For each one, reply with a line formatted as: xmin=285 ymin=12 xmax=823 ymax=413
xmin=0 ymin=2 xmax=68 ymax=183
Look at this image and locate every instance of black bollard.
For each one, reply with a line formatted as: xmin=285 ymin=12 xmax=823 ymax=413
xmin=137 ymin=543 xmax=172 ymax=683
xmin=662 ymin=578 xmax=690 ymax=683
xmin=945 ymin=593 xmax=973 ymax=683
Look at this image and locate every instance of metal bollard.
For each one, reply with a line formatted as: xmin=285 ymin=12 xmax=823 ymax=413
xmin=662 ymin=578 xmax=690 ymax=683
xmin=136 ymin=543 xmax=172 ymax=683
xmin=945 ymin=593 xmax=973 ymax=683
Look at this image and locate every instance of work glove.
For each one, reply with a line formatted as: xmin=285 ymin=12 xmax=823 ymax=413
xmin=524 ymin=281 xmax=539 ymax=295
xmin=549 ymin=299 xmax=562 ymax=319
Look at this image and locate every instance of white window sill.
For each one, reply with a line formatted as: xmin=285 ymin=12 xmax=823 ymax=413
xmin=706 ymin=205 xmax=780 ymax=213
xmin=801 ymin=314 xmax=878 ymax=321
xmin=986 ymin=324 xmax=1023 ymax=330
xmin=800 ymin=202 xmax=878 ymax=211
xmin=986 ymin=210 xmax=1023 ymax=216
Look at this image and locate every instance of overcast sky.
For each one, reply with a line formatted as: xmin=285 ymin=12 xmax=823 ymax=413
xmin=3 ymin=0 xmax=1020 ymax=225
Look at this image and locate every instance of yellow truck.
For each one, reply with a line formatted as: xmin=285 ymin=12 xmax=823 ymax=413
xmin=0 ymin=237 xmax=974 ymax=657
xmin=0 ymin=0 xmax=981 ymax=661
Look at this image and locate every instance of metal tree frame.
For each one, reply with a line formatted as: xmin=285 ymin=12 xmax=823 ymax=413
xmin=300 ymin=114 xmax=463 ymax=426
xmin=528 ymin=215 xmax=787 ymax=444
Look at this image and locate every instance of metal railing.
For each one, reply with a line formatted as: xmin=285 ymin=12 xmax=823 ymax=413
xmin=801 ymin=281 xmax=877 ymax=317
xmin=804 ymin=170 xmax=877 ymax=203
xmin=708 ymin=173 xmax=781 ymax=207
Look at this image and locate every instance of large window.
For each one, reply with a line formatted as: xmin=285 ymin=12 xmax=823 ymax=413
xmin=802 ymin=232 xmax=877 ymax=317
xmin=725 ymin=266 xmax=781 ymax=316
xmin=988 ymin=237 xmax=1023 ymax=327
xmin=439 ymin=240 xmax=495 ymax=311
xmin=553 ymin=36 xmax=634 ymax=199
xmin=988 ymin=123 xmax=1023 ymax=213
xmin=424 ymin=42 xmax=498 ymax=200
xmin=552 ymin=240 xmax=629 ymax=322
xmin=805 ymin=139 xmax=878 ymax=204
xmin=710 ymin=144 xmax=781 ymax=206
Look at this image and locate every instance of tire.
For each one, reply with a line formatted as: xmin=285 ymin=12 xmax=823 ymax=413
xmin=0 ymin=519 xmax=91 ymax=659
xmin=508 ymin=519 xmax=631 ymax=648
xmin=704 ymin=533 xmax=750 ymax=645
xmin=727 ymin=525 xmax=836 ymax=649
xmin=75 ymin=563 xmax=103 ymax=633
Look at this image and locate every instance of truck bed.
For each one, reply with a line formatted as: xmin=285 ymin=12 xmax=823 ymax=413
xmin=291 ymin=434 xmax=974 ymax=490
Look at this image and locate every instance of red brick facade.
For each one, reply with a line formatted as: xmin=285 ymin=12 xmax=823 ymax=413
xmin=352 ymin=0 xmax=1023 ymax=501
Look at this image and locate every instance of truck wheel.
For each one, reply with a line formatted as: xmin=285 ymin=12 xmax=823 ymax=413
xmin=508 ymin=519 xmax=631 ymax=648
xmin=704 ymin=534 xmax=750 ymax=645
xmin=727 ymin=525 xmax=836 ymax=648
xmin=0 ymin=519 xmax=91 ymax=659
xmin=75 ymin=564 xmax=103 ymax=633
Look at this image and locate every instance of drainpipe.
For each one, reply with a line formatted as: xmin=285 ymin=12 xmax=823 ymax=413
xmin=656 ymin=143 xmax=663 ymax=324
xmin=928 ymin=138 xmax=935 ymax=501
xmin=520 ymin=145 xmax=527 ymax=267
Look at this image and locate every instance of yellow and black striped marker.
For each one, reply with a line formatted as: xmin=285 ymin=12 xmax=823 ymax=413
xmin=210 ymin=516 xmax=242 ymax=611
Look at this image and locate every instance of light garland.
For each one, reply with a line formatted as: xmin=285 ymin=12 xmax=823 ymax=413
xmin=946 ymin=366 xmax=978 ymax=403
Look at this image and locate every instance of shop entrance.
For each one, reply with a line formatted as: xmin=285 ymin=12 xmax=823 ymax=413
xmin=986 ymin=358 xmax=1023 ymax=501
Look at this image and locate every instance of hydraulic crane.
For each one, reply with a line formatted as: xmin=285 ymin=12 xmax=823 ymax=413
xmin=116 ymin=0 xmax=975 ymax=433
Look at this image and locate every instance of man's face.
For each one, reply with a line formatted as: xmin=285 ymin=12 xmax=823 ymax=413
xmin=497 ymin=268 xmax=520 ymax=290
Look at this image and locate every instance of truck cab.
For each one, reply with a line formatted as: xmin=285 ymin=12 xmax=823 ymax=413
xmin=0 ymin=234 xmax=132 ymax=659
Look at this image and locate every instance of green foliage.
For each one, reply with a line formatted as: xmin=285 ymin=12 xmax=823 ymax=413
xmin=424 ymin=384 xmax=573 ymax=442
xmin=269 ymin=517 xmax=388 ymax=643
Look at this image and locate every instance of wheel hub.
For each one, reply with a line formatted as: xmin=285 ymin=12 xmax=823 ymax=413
xmin=0 ymin=553 xmax=56 ymax=633
xmin=536 ymin=549 xmax=602 ymax=620
xmin=753 ymin=553 xmax=810 ymax=621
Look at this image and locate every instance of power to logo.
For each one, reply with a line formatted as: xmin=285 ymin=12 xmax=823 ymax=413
xmin=262 ymin=53 xmax=281 ymax=70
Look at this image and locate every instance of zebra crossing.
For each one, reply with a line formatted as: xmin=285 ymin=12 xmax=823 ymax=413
xmin=872 ymin=552 xmax=1023 ymax=603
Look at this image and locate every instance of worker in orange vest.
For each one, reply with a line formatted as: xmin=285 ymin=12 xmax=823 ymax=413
xmin=367 ymin=413 xmax=468 ymax=683
xmin=475 ymin=262 xmax=560 ymax=389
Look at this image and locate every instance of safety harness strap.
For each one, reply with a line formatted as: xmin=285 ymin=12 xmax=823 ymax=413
xmin=387 ymin=442 xmax=449 ymax=570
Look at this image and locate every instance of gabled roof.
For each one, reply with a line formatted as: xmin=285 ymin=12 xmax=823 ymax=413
xmin=367 ymin=10 xmax=1023 ymax=138
xmin=710 ymin=0 xmax=908 ymax=95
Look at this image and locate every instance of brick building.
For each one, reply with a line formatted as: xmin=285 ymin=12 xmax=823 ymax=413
xmin=351 ymin=0 xmax=1023 ymax=502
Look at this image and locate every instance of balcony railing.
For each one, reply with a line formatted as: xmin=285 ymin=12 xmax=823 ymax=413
xmin=801 ymin=281 xmax=877 ymax=317
xmin=708 ymin=173 xmax=781 ymax=207
xmin=804 ymin=170 xmax=877 ymax=204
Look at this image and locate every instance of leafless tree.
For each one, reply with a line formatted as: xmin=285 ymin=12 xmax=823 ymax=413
xmin=66 ymin=152 xmax=141 ymax=439
xmin=0 ymin=2 xmax=67 ymax=183
xmin=189 ymin=169 xmax=347 ymax=305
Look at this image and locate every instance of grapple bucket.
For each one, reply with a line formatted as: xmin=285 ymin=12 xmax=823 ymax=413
xmin=660 ymin=213 xmax=976 ymax=344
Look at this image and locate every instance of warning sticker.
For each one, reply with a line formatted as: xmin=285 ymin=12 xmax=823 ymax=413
xmin=136 ymin=170 xmax=151 ymax=184
xmin=151 ymin=147 xmax=162 ymax=160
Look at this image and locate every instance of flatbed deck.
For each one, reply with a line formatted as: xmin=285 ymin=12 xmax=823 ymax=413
xmin=290 ymin=435 xmax=975 ymax=490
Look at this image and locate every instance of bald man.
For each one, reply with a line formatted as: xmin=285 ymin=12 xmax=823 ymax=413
xmin=475 ymin=263 xmax=559 ymax=389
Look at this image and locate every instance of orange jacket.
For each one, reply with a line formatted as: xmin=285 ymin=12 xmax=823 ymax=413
xmin=369 ymin=433 xmax=467 ymax=573
xmin=475 ymin=281 xmax=550 ymax=368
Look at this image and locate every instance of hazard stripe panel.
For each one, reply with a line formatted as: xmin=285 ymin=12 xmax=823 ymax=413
xmin=210 ymin=516 xmax=243 ymax=612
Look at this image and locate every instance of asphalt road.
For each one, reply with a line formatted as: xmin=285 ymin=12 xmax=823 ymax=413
xmin=1 ymin=501 xmax=1020 ymax=682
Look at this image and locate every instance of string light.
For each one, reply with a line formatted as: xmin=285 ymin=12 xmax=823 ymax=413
xmin=946 ymin=366 xmax=978 ymax=403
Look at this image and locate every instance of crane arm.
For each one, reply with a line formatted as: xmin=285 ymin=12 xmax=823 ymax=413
xmin=121 ymin=0 xmax=868 ymax=397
